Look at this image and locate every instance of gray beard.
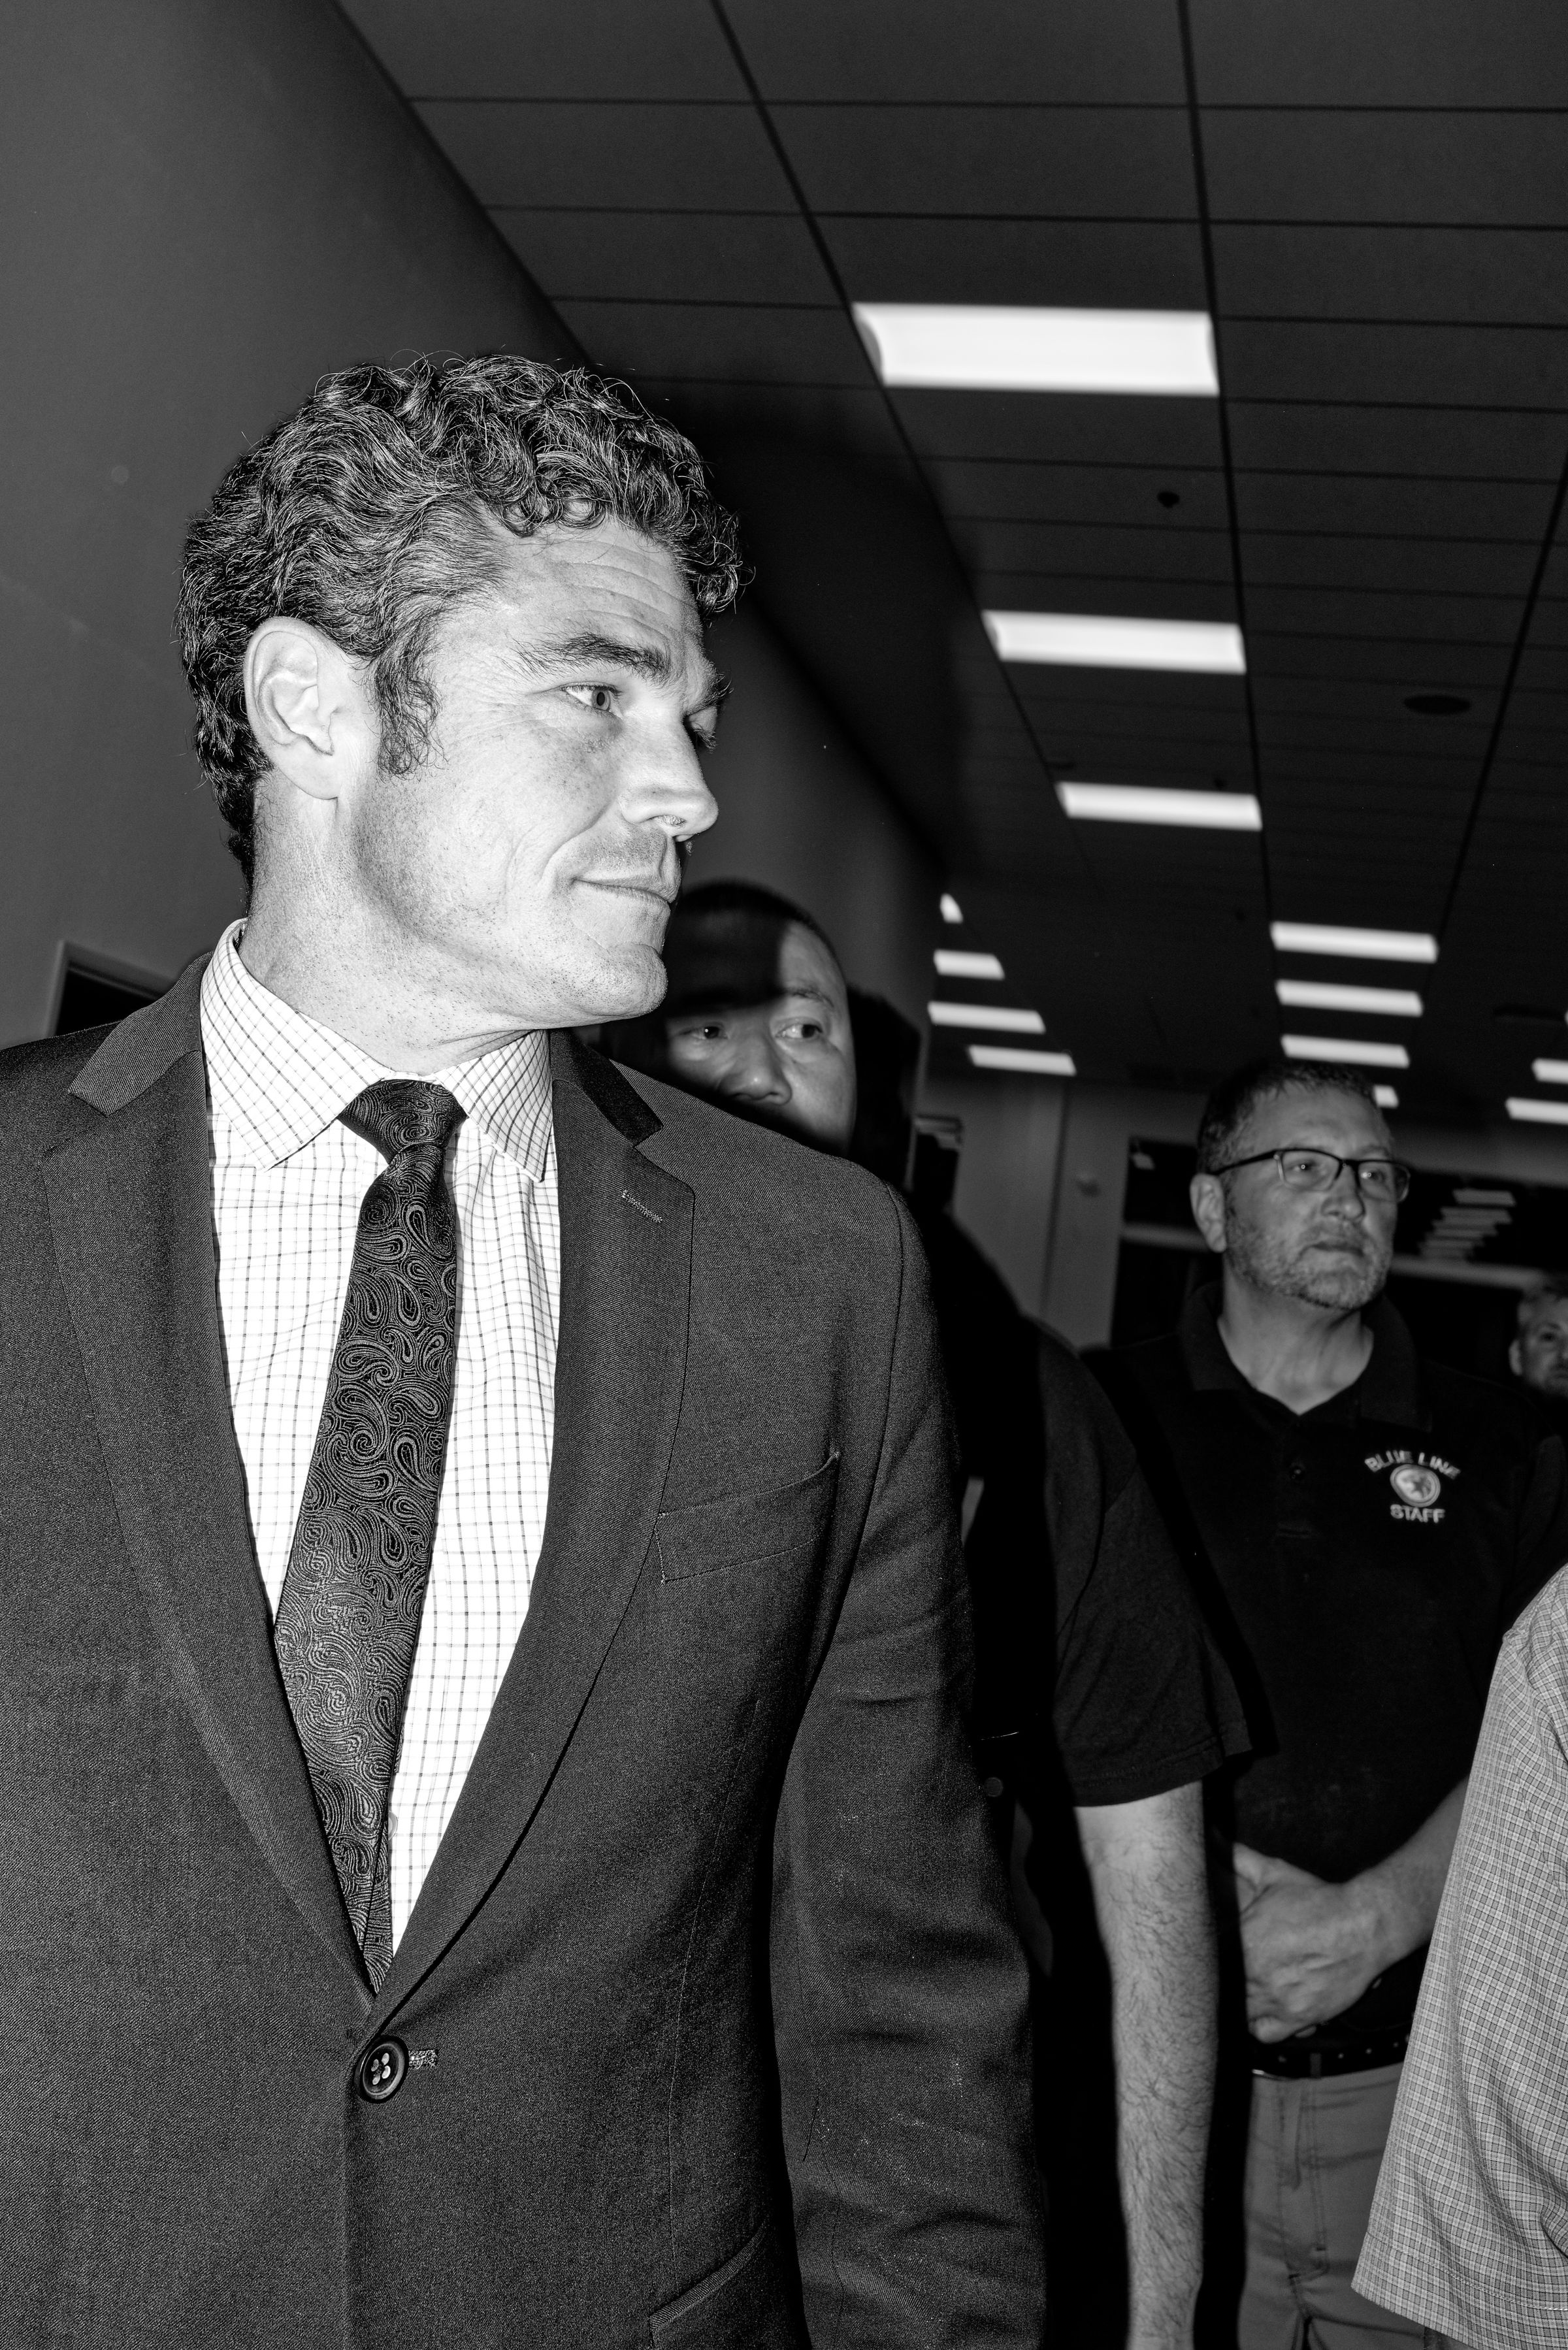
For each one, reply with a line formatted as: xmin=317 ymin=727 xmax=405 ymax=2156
xmin=1222 ymin=1201 xmax=1392 ymax=1311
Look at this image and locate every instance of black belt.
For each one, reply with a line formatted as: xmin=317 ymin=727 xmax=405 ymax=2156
xmin=1250 ymin=2027 xmax=1409 ymax=2080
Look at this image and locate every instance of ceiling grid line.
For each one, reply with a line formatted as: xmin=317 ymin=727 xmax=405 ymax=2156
xmin=1437 ymin=440 xmax=1568 ymax=939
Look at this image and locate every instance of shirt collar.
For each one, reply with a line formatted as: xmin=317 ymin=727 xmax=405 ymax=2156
xmin=1177 ymin=1284 xmax=1428 ymax=1429
xmin=199 ymin=921 xmax=553 ymax=1177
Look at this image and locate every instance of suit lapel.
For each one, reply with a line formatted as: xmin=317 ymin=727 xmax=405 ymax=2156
xmin=45 ymin=972 xmax=368 ymax=1997
xmin=380 ymin=1041 xmax=692 ymax=2009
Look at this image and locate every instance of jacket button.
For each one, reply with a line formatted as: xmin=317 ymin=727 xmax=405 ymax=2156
xmin=358 ymin=2038 xmax=408 ymax=2102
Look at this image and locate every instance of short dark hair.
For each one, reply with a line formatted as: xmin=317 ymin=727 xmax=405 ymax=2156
xmin=1196 ymin=1056 xmax=1385 ymax=1175
xmin=1519 ymin=1274 xmax=1568 ymax=1326
xmin=672 ymin=878 xmax=838 ymax=962
xmin=177 ymin=354 xmax=743 ymax=879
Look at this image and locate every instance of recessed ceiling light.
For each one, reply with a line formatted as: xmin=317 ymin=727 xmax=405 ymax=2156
xmin=1057 ymin=782 xmax=1262 ymax=830
xmin=935 ymin=949 xmax=1005 ymax=980
xmin=851 ymin=304 xmax=1219 ymax=396
xmin=939 ymin=892 xmax=964 ymax=924
xmin=986 ymin=611 xmax=1246 ymax=673
xmin=1271 ymin=922 xmax=1438 ymax=965
xmin=1281 ymin=1034 xmax=1410 ymax=1069
xmin=1277 ymin=979 xmax=1423 ymax=1017
xmin=1508 ymin=1098 xmax=1568 ymax=1125
xmin=1373 ymin=1085 xmax=1399 ymax=1108
xmin=969 ymin=1044 xmax=1077 ymax=1076
xmin=1404 ymin=693 xmax=1472 ymax=716
xmin=928 ymin=1002 xmax=1045 ymax=1034
xmin=1533 ymin=1059 xmax=1568 ymax=1084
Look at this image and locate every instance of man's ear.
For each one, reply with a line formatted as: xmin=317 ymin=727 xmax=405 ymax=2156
xmin=1509 ymin=1337 xmax=1524 ymax=1379
xmin=1190 ymin=1171 xmax=1228 ymax=1256
xmin=243 ymin=619 xmax=374 ymax=804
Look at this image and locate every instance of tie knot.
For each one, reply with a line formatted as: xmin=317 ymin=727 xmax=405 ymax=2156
xmin=340 ymin=1079 xmax=465 ymax=1162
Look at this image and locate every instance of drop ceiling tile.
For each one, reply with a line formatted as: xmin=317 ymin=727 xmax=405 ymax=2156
xmin=497 ymin=210 xmax=834 ymax=306
xmin=1201 ymin=110 xmax=1568 ymax=229
xmin=1235 ymin=470 xmax=1554 ymax=539
xmin=1244 ymin=630 xmax=1514 ymax=684
xmin=970 ymin=571 xmax=1239 ymax=623
xmin=774 ymin=105 xmax=1196 ymax=218
xmin=728 ymin=0 xmax=1187 ymax=103
xmin=416 ymin=100 xmax=794 ymax=210
xmin=930 ymin=459 xmax=1230 ymax=529
xmin=823 ymin=216 xmax=1207 ymax=308
xmin=1242 ymin=530 xmax=1539 ymax=596
xmin=897 ymin=388 xmax=1226 ymax=467
xmin=1190 ymin=0 xmax=1568 ymax=107
xmin=1226 ymin=402 xmax=1568 ymax=479
xmin=1244 ymin=585 xmax=1523 ymax=644
xmin=956 ymin=517 xmax=1233 ymax=583
xmin=648 ymin=380 xmax=906 ymax=463
xmin=557 ymin=300 xmax=870 ymax=385
xmin=1221 ymin=320 xmax=1568 ymax=410
xmin=341 ymin=0 xmax=745 ymax=97
xmin=1213 ymin=224 xmax=1568 ymax=327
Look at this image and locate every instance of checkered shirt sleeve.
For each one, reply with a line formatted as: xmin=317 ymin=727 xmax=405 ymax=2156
xmin=1356 ymin=1564 xmax=1568 ymax=2347
xmin=200 ymin=924 xmax=559 ymax=1947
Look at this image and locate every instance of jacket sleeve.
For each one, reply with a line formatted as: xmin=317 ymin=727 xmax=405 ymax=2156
xmin=770 ymin=1190 xmax=1046 ymax=2348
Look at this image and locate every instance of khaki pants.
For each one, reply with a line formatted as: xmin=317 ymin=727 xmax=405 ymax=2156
xmin=1235 ymin=2064 xmax=1441 ymax=2349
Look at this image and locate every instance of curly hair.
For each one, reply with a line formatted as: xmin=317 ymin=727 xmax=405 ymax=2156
xmin=176 ymin=354 xmax=743 ymax=878
xmin=1196 ymin=1054 xmax=1384 ymax=1174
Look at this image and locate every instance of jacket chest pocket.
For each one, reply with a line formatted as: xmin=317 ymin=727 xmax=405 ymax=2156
xmin=655 ymin=1453 xmax=840 ymax=1584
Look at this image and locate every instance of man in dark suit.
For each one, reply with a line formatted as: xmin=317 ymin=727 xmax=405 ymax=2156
xmin=0 ymin=357 xmax=1042 ymax=2347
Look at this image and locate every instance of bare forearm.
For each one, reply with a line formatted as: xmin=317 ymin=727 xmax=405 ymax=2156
xmin=1352 ymin=1776 xmax=1469 ymax=1972
xmin=1079 ymin=1784 xmax=1216 ymax=2350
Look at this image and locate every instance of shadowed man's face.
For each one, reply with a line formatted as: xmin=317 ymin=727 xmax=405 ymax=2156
xmin=1512 ymin=1297 xmax=1568 ymax=1399
xmin=661 ymin=912 xmax=857 ymax=1152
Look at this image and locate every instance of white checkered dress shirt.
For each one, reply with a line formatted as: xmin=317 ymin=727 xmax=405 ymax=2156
xmin=1356 ymin=1562 xmax=1568 ymax=2347
xmin=201 ymin=922 xmax=559 ymax=1947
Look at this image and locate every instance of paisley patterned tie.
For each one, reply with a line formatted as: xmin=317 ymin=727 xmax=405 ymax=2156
xmin=273 ymin=1079 xmax=465 ymax=1988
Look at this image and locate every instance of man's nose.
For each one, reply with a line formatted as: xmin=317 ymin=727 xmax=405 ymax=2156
xmin=719 ymin=1034 xmax=790 ymax=1105
xmin=1324 ymin=1164 xmax=1367 ymax=1216
xmin=639 ymin=725 xmax=719 ymax=845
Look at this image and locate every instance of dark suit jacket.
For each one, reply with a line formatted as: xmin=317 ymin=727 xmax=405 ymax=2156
xmin=0 ymin=962 xmax=1042 ymax=2349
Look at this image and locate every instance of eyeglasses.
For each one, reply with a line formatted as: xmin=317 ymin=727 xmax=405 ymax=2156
xmin=1211 ymin=1147 xmax=1413 ymax=1203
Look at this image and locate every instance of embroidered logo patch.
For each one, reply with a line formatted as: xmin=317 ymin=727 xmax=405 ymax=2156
xmin=1364 ymin=1448 xmax=1458 ymax=1524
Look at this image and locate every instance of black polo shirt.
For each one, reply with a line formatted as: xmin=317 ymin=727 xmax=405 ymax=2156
xmin=913 ymin=1205 xmax=1247 ymax=1807
xmin=1092 ymin=1288 xmax=1568 ymax=2059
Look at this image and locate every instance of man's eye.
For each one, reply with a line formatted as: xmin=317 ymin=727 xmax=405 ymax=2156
xmin=781 ymin=1020 xmax=825 ymax=1043
xmin=566 ymin=684 xmax=616 ymax=713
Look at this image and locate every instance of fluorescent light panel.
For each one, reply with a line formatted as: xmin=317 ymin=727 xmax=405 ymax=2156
xmin=1507 ymin=1098 xmax=1568 ymax=1126
xmin=928 ymin=1002 xmax=1045 ymax=1034
xmin=1373 ymin=1085 xmax=1400 ymax=1108
xmin=969 ymin=1044 xmax=1077 ymax=1077
xmin=851 ymin=304 xmax=1219 ymax=396
xmin=1282 ymin=1034 xmax=1410 ymax=1069
xmin=1057 ymin=781 xmax=1262 ymax=831
xmin=1271 ymin=922 xmax=1438 ymax=965
xmin=1277 ymin=979 xmax=1424 ymax=1017
xmin=935 ymin=949 xmax=1004 ymax=980
xmin=987 ymin=610 xmax=1246 ymax=673
xmin=1533 ymin=1059 xmax=1568 ymax=1084
xmin=939 ymin=892 xmax=964 ymax=924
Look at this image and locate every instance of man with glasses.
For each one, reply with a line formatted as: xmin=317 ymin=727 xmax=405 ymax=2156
xmin=1092 ymin=1056 xmax=1568 ymax=2349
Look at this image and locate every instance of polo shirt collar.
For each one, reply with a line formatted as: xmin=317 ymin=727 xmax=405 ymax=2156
xmin=1178 ymin=1284 xmax=1429 ymax=1429
xmin=200 ymin=920 xmax=552 ymax=1178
